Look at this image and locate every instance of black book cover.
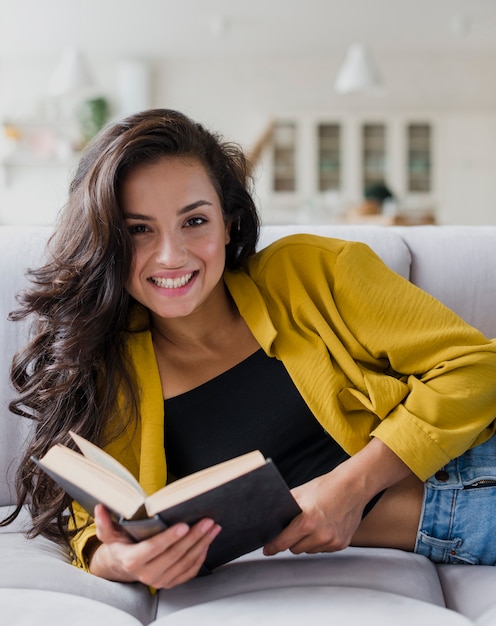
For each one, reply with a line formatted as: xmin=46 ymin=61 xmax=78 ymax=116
xmin=122 ymin=460 xmax=301 ymax=571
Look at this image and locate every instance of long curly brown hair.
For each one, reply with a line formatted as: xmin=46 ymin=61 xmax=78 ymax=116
xmin=1 ymin=109 xmax=260 ymax=546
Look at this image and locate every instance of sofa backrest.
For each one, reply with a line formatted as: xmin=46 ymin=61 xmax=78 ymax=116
xmin=260 ymin=224 xmax=496 ymax=340
xmin=0 ymin=227 xmax=52 ymax=506
xmin=0 ymin=224 xmax=495 ymax=507
xmin=258 ymin=225 xmax=412 ymax=280
xmin=396 ymin=225 xmax=496 ymax=340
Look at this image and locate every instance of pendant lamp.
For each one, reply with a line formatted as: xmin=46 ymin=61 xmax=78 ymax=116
xmin=334 ymin=44 xmax=382 ymax=94
xmin=47 ymin=47 xmax=94 ymax=97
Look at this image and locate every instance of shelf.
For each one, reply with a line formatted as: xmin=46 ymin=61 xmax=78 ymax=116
xmin=1 ymin=118 xmax=80 ymax=185
xmin=0 ymin=152 xmax=78 ymax=186
xmin=1 ymin=154 xmax=74 ymax=167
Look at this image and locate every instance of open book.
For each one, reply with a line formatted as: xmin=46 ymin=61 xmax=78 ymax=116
xmin=33 ymin=432 xmax=301 ymax=571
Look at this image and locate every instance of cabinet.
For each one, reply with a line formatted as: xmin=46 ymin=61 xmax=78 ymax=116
xmin=317 ymin=123 xmax=341 ymax=192
xmin=406 ymin=123 xmax=431 ymax=192
xmin=266 ymin=115 xmax=435 ymax=222
xmin=362 ymin=123 xmax=387 ymax=191
xmin=272 ymin=122 xmax=297 ymax=192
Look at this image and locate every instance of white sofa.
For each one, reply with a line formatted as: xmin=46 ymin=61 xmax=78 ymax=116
xmin=1 ymin=224 xmax=496 ymax=626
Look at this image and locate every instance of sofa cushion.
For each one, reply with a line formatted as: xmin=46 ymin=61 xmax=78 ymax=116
xmin=438 ymin=564 xmax=496 ymax=623
xmin=155 ymin=586 xmax=472 ymax=626
xmin=0 ymin=588 xmax=143 ymax=626
xmin=156 ymin=547 xmax=445 ymax=619
xmin=477 ymin=607 xmax=496 ymax=626
xmin=0 ymin=527 xmax=157 ymax=624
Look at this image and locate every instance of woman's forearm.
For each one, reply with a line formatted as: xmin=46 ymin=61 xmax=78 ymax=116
xmin=333 ymin=436 xmax=414 ymax=502
xmin=264 ymin=436 xmax=415 ymax=556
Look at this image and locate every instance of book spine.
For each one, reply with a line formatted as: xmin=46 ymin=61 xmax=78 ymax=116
xmin=118 ymin=515 xmax=168 ymax=541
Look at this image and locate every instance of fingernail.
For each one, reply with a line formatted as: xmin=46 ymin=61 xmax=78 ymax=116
xmin=208 ymin=524 xmax=222 ymax=539
xmin=199 ymin=519 xmax=215 ymax=533
xmin=175 ymin=523 xmax=189 ymax=538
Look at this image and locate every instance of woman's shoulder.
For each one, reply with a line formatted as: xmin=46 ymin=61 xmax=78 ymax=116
xmin=259 ymin=232 xmax=346 ymax=253
xmin=248 ymin=233 xmax=361 ymax=275
xmin=226 ymin=234 xmax=376 ymax=298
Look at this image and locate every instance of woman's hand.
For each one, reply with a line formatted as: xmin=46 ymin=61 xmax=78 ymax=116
xmin=263 ymin=464 xmax=367 ymax=556
xmin=264 ymin=437 xmax=413 ymax=557
xmin=89 ymin=504 xmax=221 ymax=589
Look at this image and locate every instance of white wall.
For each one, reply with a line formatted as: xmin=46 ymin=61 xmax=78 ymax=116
xmin=1 ymin=50 xmax=496 ymax=225
xmin=437 ymin=114 xmax=496 ymax=225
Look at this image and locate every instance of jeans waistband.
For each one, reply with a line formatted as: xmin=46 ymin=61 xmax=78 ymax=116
xmin=425 ymin=435 xmax=496 ymax=490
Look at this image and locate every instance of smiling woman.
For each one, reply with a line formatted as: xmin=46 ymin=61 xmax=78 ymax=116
xmin=3 ymin=109 xmax=496 ymax=592
xmin=1 ymin=110 xmax=261 ymax=577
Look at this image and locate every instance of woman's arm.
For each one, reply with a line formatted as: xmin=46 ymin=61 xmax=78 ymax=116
xmin=239 ymin=237 xmax=496 ymax=481
xmin=89 ymin=505 xmax=221 ymax=589
xmin=264 ymin=437 xmax=415 ymax=556
xmin=331 ymin=241 xmax=496 ymax=478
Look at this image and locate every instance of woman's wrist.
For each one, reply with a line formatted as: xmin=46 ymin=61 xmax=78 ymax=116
xmin=335 ymin=437 xmax=413 ymax=502
xmin=87 ymin=541 xmax=135 ymax=582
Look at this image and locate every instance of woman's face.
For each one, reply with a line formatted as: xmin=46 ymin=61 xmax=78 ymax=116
xmin=121 ymin=156 xmax=231 ymax=321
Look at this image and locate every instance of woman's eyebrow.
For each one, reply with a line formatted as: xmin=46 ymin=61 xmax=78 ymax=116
xmin=123 ymin=200 xmax=213 ymax=222
xmin=123 ymin=212 xmax=154 ymax=221
xmin=177 ymin=200 xmax=213 ymax=215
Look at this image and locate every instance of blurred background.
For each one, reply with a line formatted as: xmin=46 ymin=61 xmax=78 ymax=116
xmin=0 ymin=0 xmax=495 ymax=226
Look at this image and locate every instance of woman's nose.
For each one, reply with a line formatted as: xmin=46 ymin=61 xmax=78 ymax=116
xmin=155 ymin=233 xmax=187 ymax=267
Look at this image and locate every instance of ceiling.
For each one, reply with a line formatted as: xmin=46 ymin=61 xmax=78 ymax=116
xmin=1 ymin=0 xmax=496 ymax=62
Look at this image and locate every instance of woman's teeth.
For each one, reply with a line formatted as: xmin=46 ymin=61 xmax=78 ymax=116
xmin=151 ymin=273 xmax=194 ymax=289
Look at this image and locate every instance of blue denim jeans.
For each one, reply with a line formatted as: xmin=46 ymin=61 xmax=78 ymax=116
xmin=415 ymin=434 xmax=496 ymax=565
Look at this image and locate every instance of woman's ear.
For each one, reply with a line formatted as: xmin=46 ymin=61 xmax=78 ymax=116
xmin=224 ymin=221 xmax=231 ymax=245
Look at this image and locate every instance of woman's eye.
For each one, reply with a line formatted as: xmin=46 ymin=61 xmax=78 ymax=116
xmin=128 ymin=224 xmax=150 ymax=235
xmin=185 ymin=216 xmax=207 ymax=227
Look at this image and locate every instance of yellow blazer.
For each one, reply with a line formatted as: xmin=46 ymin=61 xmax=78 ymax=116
xmin=71 ymin=235 xmax=496 ymax=569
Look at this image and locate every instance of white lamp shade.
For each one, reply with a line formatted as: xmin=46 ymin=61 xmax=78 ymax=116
xmin=47 ymin=47 xmax=94 ymax=97
xmin=334 ymin=44 xmax=382 ymax=94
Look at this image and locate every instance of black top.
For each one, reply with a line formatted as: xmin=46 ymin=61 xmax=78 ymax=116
xmin=165 ymin=349 xmax=382 ymax=514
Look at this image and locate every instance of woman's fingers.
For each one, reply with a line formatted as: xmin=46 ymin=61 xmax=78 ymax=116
xmin=146 ymin=519 xmax=222 ymax=588
xmin=92 ymin=506 xmax=222 ymax=588
xmin=94 ymin=504 xmax=132 ymax=544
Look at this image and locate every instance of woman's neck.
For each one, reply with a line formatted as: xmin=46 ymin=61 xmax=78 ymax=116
xmin=152 ymin=305 xmax=238 ymax=354
xmin=150 ymin=281 xmax=240 ymax=353
xmin=150 ymin=288 xmax=261 ymax=398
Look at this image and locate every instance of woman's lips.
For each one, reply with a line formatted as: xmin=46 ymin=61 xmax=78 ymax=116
xmin=149 ymin=272 xmax=195 ymax=289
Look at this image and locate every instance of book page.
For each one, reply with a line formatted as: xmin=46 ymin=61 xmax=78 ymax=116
xmin=145 ymin=450 xmax=265 ymax=516
xmin=36 ymin=445 xmax=146 ymax=519
xmin=70 ymin=431 xmax=146 ymax=497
